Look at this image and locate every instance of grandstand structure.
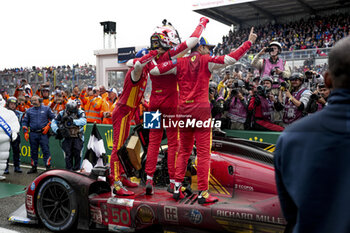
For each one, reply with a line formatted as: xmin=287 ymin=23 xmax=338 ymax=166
xmin=193 ymin=0 xmax=350 ymax=73
xmin=2 ymin=1 xmax=349 ymax=95
xmin=193 ymin=0 xmax=350 ymax=27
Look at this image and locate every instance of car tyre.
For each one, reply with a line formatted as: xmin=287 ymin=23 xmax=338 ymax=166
xmin=36 ymin=177 xmax=78 ymax=232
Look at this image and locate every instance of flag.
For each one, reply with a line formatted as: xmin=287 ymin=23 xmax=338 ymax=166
xmin=81 ymin=123 xmax=108 ymax=173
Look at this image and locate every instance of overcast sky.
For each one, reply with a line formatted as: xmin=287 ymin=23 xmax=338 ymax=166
xmin=0 ymin=0 xmax=231 ymax=69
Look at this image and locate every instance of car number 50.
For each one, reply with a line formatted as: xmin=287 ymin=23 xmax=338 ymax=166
xmin=111 ymin=207 xmax=130 ymax=225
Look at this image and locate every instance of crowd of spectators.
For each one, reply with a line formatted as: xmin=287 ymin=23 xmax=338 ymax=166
xmin=1 ymin=13 xmax=340 ymax=133
xmin=209 ymin=61 xmax=330 ymax=132
xmin=215 ymin=13 xmax=350 ymax=56
xmin=0 ymin=64 xmax=96 ymax=94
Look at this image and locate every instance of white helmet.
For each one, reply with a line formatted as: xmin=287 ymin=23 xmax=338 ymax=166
xmin=268 ymin=41 xmax=282 ymax=53
xmin=151 ymin=21 xmax=181 ymax=50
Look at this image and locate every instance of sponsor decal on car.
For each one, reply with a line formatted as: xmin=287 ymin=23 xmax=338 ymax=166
xmin=215 ymin=209 xmax=286 ymax=224
xmin=164 ymin=206 xmax=178 ymax=222
xmin=136 ymin=204 xmax=155 ymax=224
xmin=26 ymin=195 xmax=33 ymax=208
xmin=107 ymin=197 xmax=134 ymax=207
xmin=188 ymin=209 xmax=203 ymax=224
xmin=30 ymin=182 xmax=35 ymax=191
xmin=90 ymin=205 xmax=103 ymax=225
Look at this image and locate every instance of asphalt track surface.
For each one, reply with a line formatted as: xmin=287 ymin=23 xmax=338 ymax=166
xmin=0 ymin=165 xmax=106 ymax=233
xmin=0 ymin=165 xmax=52 ymax=233
xmin=0 ymin=165 xmax=161 ymax=233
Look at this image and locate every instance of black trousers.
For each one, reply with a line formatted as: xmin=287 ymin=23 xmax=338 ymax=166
xmin=62 ymin=137 xmax=83 ymax=171
xmin=7 ymin=135 xmax=21 ymax=169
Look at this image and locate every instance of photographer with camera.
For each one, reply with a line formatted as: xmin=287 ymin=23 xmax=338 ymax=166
xmin=51 ymin=100 xmax=87 ymax=171
xmin=305 ymin=82 xmax=330 ymax=113
xmin=251 ymin=41 xmax=291 ymax=81
xmin=247 ymin=76 xmax=284 ymax=131
xmin=217 ymin=71 xmax=232 ymax=100
xmin=304 ymin=69 xmax=324 ymax=91
xmin=225 ymin=80 xmax=248 ymax=130
xmin=277 ymin=73 xmax=311 ymax=126
xmin=232 ymin=67 xmax=243 ymax=80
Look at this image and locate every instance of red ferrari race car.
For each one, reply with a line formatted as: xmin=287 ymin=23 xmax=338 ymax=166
xmin=8 ymin=125 xmax=286 ymax=233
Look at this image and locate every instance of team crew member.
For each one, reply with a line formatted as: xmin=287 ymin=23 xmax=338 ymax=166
xmin=23 ymin=94 xmax=33 ymax=111
xmin=69 ymin=87 xmax=81 ymax=102
xmin=4 ymin=97 xmax=23 ymax=174
xmin=150 ymin=28 xmax=257 ymax=204
xmin=101 ymin=88 xmax=118 ymax=124
xmin=0 ymin=89 xmax=9 ymax=101
xmin=51 ymin=100 xmax=87 ymax=171
xmin=41 ymin=87 xmax=51 ymax=106
xmin=110 ymin=49 xmax=161 ymax=196
xmin=145 ymin=17 xmax=209 ymax=195
xmin=85 ymin=87 xmax=103 ymax=124
xmin=100 ymin=85 xmax=108 ymax=100
xmin=22 ymin=95 xmax=55 ymax=173
xmin=50 ymin=90 xmax=66 ymax=116
xmin=80 ymin=86 xmax=93 ymax=111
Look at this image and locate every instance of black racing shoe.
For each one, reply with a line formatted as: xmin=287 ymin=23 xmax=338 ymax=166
xmin=27 ymin=166 xmax=37 ymax=174
xmin=198 ymin=190 xmax=219 ymax=204
xmin=145 ymin=179 xmax=154 ymax=195
xmin=173 ymin=185 xmax=193 ymax=200
xmin=167 ymin=183 xmax=174 ymax=194
xmin=173 ymin=184 xmax=184 ymax=201
xmin=45 ymin=165 xmax=51 ymax=171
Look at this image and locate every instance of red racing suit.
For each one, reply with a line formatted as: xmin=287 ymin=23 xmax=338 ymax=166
xmin=145 ymin=18 xmax=209 ymax=180
xmin=110 ymin=50 xmax=158 ymax=183
xmin=150 ymin=41 xmax=252 ymax=191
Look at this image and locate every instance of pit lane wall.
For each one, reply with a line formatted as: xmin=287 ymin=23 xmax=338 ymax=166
xmin=12 ymin=124 xmax=281 ymax=168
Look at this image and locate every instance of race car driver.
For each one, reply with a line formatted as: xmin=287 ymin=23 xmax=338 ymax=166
xmin=110 ymin=50 xmax=159 ymax=196
xmin=111 ymin=18 xmax=210 ymax=196
xmin=144 ymin=17 xmax=210 ymax=195
xmin=150 ymin=28 xmax=257 ymax=204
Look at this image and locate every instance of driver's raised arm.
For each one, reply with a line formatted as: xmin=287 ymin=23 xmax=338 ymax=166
xmin=207 ymin=27 xmax=257 ymax=72
xmin=167 ymin=17 xmax=209 ymax=59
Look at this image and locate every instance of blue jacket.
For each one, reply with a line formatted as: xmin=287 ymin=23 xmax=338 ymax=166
xmin=22 ymin=105 xmax=55 ymax=132
xmin=51 ymin=109 xmax=87 ymax=135
xmin=274 ymin=89 xmax=350 ymax=233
